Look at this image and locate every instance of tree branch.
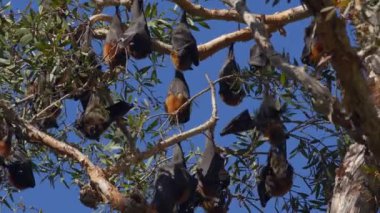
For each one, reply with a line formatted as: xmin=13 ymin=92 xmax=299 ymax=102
xmin=307 ymin=0 xmax=380 ymax=159
xmin=328 ymin=143 xmax=379 ymax=212
xmin=90 ymin=2 xmax=310 ymax=61
xmin=133 ymin=74 xmax=218 ymax=162
xmin=224 ymin=0 xmax=334 ymax=116
xmin=0 ymin=100 xmax=147 ymax=212
xmin=105 ymin=74 xmax=219 ymax=176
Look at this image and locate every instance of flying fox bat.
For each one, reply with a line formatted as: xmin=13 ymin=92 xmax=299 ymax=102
xmin=196 ymin=130 xmax=230 ymax=213
xmin=220 ymin=95 xmax=287 ymax=146
xmin=170 ymin=12 xmax=199 ymax=71
xmin=218 ymin=43 xmax=246 ymax=106
xmin=257 ymin=145 xmax=293 ymax=207
xmin=301 ymin=21 xmax=324 ymax=68
xmin=165 ymin=70 xmax=191 ymax=124
xmin=76 ymin=90 xmax=133 ymax=140
xmin=249 ymin=44 xmax=268 ymax=72
xmin=103 ymin=6 xmax=126 ymax=69
xmin=150 ymin=143 xmax=197 ymax=213
xmin=4 ymin=143 xmax=36 ymax=190
xmin=122 ymin=0 xmax=152 ymax=59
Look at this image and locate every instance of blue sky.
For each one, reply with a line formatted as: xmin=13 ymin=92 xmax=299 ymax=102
xmin=1 ymin=0 xmax=335 ymax=212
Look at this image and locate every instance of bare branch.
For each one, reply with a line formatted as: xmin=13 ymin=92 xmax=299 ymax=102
xmin=0 ymin=100 xmax=147 ymax=212
xmin=90 ymin=3 xmax=310 ymax=61
xmin=92 ymin=0 xmax=131 ymax=7
xmin=224 ymin=0 xmax=335 ymax=117
xmin=132 ymin=74 xmax=218 ymax=162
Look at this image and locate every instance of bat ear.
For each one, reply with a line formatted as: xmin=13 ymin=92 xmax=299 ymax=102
xmin=220 ymin=109 xmax=254 ymax=136
xmin=172 ymin=143 xmax=185 ymax=166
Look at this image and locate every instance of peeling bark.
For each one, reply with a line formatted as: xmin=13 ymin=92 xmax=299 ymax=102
xmin=328 ymin=143 xmax=379 ymax=213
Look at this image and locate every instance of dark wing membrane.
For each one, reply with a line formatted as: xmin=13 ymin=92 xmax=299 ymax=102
xmin=220 ymin=109 xmax=255 ymax=136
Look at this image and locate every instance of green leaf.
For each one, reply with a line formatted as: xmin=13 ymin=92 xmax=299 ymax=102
xmin=20 ymin=33 xmax=33 ymax=45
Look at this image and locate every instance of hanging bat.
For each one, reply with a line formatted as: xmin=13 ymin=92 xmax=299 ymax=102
xmin=103 ymin=6 xmax=126 ymax=69
xmin=171 ymin=12 xmax=199 ymax=71
xmin=249 ymin=44 xmax=268 ymax=72
xmin=196 ymin=130 xmax=230 ymax=213
xmin=301 ymin=21 xmax=326 ymax=68
xmin=220 ymin=95 xmax=287 ymax=146
xmin=26 ymin=71 xmax=62 ymax=130
xmin=150 ymin=143 xmax=197 ymax=213
xmin=218 ymin=43 xmax=246 ymax=106
xmin=0 ymin=119 xmax=12 ymax=158
xmin=255 ymin=94 xmax=287 ymax=146
xmin=257 ymin=145 xmax=293 ymax=207
xmin=165 ymin=70 xmax=191 ymax=124
xmin=122 ymin=0 xmax=152 ymax=59
xmin=75 ymin=90 xmax=134 ymax=140
xmin=4 ymin=144 xmax=35 ymax=190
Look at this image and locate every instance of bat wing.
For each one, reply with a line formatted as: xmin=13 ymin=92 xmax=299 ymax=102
xmin=168 ymin=72 xmax=190 ymax=99
xmin=107 ymin=101 xmax=134 ymax=121
xmin=257 ymin=165 xmax=271 ymax=207
xmin=106 ymin=12 xmax=123 ymax=43
xmin=220 ymin=109 xmax=255 ymax=136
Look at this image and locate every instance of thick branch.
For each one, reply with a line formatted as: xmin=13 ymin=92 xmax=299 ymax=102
xmin=91 ymin=3 xmax=310 ymax=61
xmin=0 ymin=100 xmax=146 ymax=212
xmin=308 ymin=0 xmax=380 ymax=159
xmin=92 ymin=0 xmax=131 ymax=7
xmin=105 ymin=75 xmax=218 ymax=178
xmin=329 ymin=143 xmax=379 ymax=212
xmin=224 ymin=0 xmax=334 ymax=116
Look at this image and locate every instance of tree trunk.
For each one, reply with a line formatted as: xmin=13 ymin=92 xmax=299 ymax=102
xmin=328 ymin=143 xmax=379 ymax=213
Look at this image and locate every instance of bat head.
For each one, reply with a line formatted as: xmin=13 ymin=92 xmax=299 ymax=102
xmin=76 ymin=110 xmax=109 ymax=141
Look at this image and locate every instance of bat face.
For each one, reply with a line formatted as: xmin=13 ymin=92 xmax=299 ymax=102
xmin=170 ymin=12 xmax=199 ymax=71
xmin=5 ymin=145 xmax=35 ymax=190
xmin=220 ymin=109 xmax=255 ymax=136
xmin=123 ymin=0 xmax=152 ymax=59
xmin=104 ymin=6 xmax=126 ymax=68
xmin=151 ymin=143 xmax=197 ymax=213
xmin=249 ymin=45 xmax=268 ymax=71
xmin=76 ymin=91 xmax=133 ymax=140
xmin=219 ymin=43 xmax=246 ymax=106
xmin=165 ymin=71 xmax=191 ymax=124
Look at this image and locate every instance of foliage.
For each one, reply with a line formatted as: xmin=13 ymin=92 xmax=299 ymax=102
xmin=0 ymin=0 xmax=361 ymax=212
